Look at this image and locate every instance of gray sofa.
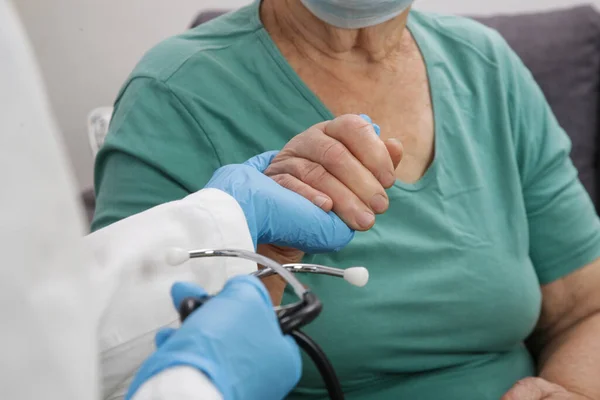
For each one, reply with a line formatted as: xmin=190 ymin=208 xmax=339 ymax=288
xmin=83 ymin=5 xmax=600 ymax=224
xmin=475 ymin=6 xmax=600 ymax=207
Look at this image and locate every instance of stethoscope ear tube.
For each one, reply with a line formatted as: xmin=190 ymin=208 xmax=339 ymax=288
xmin=280 ymin=293 xmax=344 ymax=399
xmin=291 ymin=330 xmax=345 ymax=400
xmin=179 ymin=292 xmax=323 ymax=334
xmin=178 ymin=296 xmax=211 ymax=323
xmin=278 ymin=292 xmax=322 ymax=334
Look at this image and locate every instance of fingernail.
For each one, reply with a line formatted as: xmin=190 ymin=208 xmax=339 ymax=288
xmin=357 ymin=211 xmax=375 ymax=229
xmin=370 ymin=194 xmax=388 ymax=214
xmin=313 ymin=196 xmax=329 ymax=208
xmin=384 ymin=171 xmax=396 ymax=187
xmin=359 ymin=114 xmax=372 ymax=123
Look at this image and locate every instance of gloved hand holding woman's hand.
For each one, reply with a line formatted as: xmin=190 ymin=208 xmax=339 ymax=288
xmin=204 ymin=150 xmax=355 ymax=253
xmin=203 ymin=113 xmax=396 ymax=258
xmin=126 ymin=276 xmax=301 ymax=400
xmin=257 ymin=113 xmax=402 ymax=270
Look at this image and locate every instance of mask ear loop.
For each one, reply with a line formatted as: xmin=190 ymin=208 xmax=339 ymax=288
xmin=172 ymin=248 xmax=345 ymax=400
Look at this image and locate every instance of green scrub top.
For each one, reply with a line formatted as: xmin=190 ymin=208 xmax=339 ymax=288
xmin=93 ymin=3 xmax=600 ymax=399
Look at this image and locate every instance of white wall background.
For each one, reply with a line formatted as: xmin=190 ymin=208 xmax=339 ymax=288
xmin=14 ymin=0 xmax=600 ymax=189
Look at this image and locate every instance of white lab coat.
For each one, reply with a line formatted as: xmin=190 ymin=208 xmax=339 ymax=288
xmin=0 ymin=1 xmax=255 ymax=399
xmin=93 ymin=189 xmax=255 ymax=400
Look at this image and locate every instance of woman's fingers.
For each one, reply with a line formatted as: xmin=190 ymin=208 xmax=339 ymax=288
xmin=384 ymin=138 xmax=404 ymax=171
xmin=264 ymin=114 xmax=400 ymax=232
xmin=325 ymin=115 xmax=397 ymax=189
xmin=269 ymin=172 xmax=333 ymax=212
xmin=267 ymin=158 xmax=375 ymax=230
xmin=275 ymin=127 xmax=389 ymax=215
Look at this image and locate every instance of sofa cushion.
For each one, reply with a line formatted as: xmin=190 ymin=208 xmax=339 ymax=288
xmin=473 ymin=6 xmax=600 ymax=206
xmin=189 ymin=10 xmax=229 ymax=28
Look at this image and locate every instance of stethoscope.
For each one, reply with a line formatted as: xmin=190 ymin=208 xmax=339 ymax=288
xmin=165 ymin=248 xmax=370 ymax=400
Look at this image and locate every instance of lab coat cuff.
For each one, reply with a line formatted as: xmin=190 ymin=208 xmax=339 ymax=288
xmin=132 ymin=366 xmax=224 ymax=400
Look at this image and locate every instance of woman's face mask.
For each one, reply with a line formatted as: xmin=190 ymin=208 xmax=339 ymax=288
xmin=300 ymin=0 xmax=414 ymax=29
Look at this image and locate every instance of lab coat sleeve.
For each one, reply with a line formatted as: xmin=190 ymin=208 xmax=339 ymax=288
xmin=132 ymin=367 xmax=224 ymax=400
xmin=85 ymin=189 xmax=256 ymax=400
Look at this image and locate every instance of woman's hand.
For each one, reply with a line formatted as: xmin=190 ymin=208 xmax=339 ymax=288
xmin=126 ymin=277 xmax=302 ymax=400
xmin=265 ymin=114 xmax=403 ymax=231
xmin=501 ymin=378 xmax=593 ymax=400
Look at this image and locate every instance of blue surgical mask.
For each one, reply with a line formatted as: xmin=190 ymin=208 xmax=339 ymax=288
xmin=300 ymin=0 xmax=414 ymax=29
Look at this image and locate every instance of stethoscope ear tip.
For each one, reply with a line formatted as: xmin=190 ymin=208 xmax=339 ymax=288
xmin=165 ymin=247 xmax=191 ymax=266
xmin=343 ymin=267 xmax=369 ymax=287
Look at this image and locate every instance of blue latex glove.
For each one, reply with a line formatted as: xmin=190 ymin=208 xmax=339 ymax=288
xmin=204 ymin=151 xmax=354 ymax=253
xmin=126 ymin=276 xmax=302 ymax=400
xmin=359 ymin=114 xmax=381 ymax=136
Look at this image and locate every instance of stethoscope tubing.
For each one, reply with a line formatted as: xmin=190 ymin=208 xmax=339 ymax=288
xmin=180 ymin=249 xmax=347 ymax=400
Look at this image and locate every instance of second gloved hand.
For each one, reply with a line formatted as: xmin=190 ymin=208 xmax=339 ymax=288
xmin=204 ymin=151 xmax=354 ymax=253
xmin=126 ymin=277 xmax=302 ymax=400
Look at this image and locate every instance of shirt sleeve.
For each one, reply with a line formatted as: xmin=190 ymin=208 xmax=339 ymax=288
xmin=92 ymin=77 xmax=223 ymax=231
xmin=501 ymin=34 xmax=600 ymax=284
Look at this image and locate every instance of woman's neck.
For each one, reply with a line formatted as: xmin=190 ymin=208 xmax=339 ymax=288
xmin=260 ymin=0 xmax=411 ymax=64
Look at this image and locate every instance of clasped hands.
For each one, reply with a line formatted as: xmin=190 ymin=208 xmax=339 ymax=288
xmin=260 ymin=114 xmax=403 ymax=264
xmin=205 ymin=113 xmax=402 ymax=258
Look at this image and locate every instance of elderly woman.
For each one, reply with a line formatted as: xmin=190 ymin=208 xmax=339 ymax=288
xmin=93 ymin=1 xmax=600 ymax=399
